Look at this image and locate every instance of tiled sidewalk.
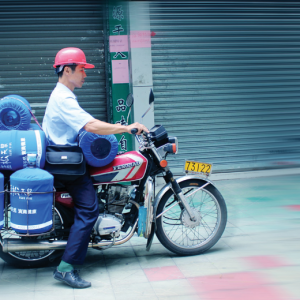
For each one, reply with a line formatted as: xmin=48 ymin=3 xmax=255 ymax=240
xmin=0 ymin=174 xmax=299 ymax=300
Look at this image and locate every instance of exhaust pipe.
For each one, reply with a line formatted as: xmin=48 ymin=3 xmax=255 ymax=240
xmin=2 ymin=220 xmax=138 ymax=253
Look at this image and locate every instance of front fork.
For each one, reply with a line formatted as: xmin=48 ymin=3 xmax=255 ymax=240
xmin=163 ymin=169 xmax=196 ymax=221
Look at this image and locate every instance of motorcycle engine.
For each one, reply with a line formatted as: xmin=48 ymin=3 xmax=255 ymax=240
xmin=93 ymin=214 xmax=122 ymax=238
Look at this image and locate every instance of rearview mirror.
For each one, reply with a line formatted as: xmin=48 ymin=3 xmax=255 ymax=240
xmin=141 ymin=89 xmax=155 ymax=122
xmin=149 ymin=89 xmax=154 ymax=105
xmin=126 ymin=94 xmax=134 ymax=124
xmin=126 ymin=93 xmax=134 ymax=108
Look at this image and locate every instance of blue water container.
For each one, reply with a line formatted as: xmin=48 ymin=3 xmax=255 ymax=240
xmin=0 ymin=130 xmax=46 ymax=171
xmin=0 ymin=95 xmax=31 ymax=130
xmin=10 ymin=168 xmax=53 ymax=234
xmin=78 ymin=130 xmax=118 ymax=167
xmin=0 ymin=172 xmax=4 ymax=230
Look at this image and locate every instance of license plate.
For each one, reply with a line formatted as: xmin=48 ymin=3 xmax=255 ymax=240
xmin=184 ymin=160 xmax=212 ymax=176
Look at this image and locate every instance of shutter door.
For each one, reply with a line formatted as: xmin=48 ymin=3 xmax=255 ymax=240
xmin=150 ymin=1 xmax=300 ymax=174
xmin=0 ymin=0 xmax=107 ymax=124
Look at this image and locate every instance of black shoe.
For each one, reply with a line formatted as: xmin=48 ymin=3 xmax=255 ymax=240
xmin=53 ymin=268 xmax=91 ymax=288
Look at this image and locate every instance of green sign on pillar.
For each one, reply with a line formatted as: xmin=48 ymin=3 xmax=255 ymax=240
xmin=107 ymin=1 xmax=133 ymax=152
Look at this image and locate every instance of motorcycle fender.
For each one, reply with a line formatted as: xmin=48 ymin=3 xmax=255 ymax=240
xmin=153 ymin=175 xmax=215 ymax=220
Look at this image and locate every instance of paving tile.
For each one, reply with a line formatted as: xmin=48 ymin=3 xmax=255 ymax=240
xmin=107 ymin=267 xmax=149 ymax=286
xmin=0 ymin=265 xmax=37 ymax=280
xmin=188 ymin=271 xmax=291 ymax=300
xmin=280 ymin=282 xmax=300 ymax=300
xmin=211 ymin=257 xmax=250 ymax=274
xmin=36 ymin=266 xmax=55 ymax=278
xmin=285 ymin=205 xmax=300 ymax=211
xmin=133 ymin=243 xmax=174 ymax=258
xmin=157 ymin=295 xmax=200 ymax=300
xmin=34 ymin=289 xmax=74 ymax=300
xmin=35 ymin=274 xmax=72 ymax=291
xmin=0 ymin=275 xmax=37 ymax=292
xmin=260 ymin=266 xmax=300 ymax=285
xmin=105 ymin=256 xmax=141 ymax=271
xmin=73 ymin=283 xmax=115 ymax=298
xmin=2 ymin=292 xmax=36 ymax=300
xmin=87 ymin=276 xmax=113 ymax=291
xmin=128 ymin=234 xmax=158 ymax=246
xmin=137 ymin=253 xmax=176 ymax=269
xmin=102 ymin=245 xmax=136 ymax=259
xmin=171 ymin=252 xmax=209 ymax=266
xmin=75 ymin=293 xmax=115 ymax=300
xmin=284 ymin=252 xmax=300 ymax=266
xmin=113 ymin=282 xmax=157 ymax=300
xmin=177 ymin=261 xmax=220 ymax=278
xmin=150 ymin=278 xmax=196 ymax=298
xmin=143 ymin=265 xmax=185 ymax=282
xmin=243 ymin=255 xmax=289 ymax=269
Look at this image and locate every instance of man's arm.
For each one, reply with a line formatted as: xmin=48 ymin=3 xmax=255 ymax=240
xmin=84 ymin=119 xmax=149 ymax=135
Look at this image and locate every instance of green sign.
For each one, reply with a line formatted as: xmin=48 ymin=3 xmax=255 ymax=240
xmin=106 ymin=1 xmax=133 ymax=152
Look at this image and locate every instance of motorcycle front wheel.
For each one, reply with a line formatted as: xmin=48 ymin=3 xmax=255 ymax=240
xmin=156 ymin=178 xmax=227 ymax=256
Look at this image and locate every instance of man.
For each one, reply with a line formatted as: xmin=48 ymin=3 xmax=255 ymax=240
xmin=43 ymin=47 xmax=148 ymax=288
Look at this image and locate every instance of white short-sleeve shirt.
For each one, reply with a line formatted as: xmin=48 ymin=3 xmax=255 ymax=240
xmin=42 ymin=82 xmax=94 ymax=145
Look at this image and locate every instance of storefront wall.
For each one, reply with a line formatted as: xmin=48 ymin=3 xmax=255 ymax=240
xmin=149 ymin=1 xmax=300 ymax=174
xmin=0 ymin=1 xmax=107 ymax=123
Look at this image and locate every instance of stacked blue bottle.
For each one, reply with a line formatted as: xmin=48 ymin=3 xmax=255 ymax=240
xmin=0 ymin=130 xmax=46 ymax=171
xmin=0 ymin=95 xmax=32 ymax=130
xmin=0 ymin=172 xmax=4 ymax=230
xmin=10 ymin=168 xmax=53 ymax=234
xmin=78 ymin=130 xmax=118 ymax=167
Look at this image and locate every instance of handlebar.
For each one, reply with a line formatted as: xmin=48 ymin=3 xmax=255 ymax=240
xmin=131 ymin=128 xmax=138 ymax=135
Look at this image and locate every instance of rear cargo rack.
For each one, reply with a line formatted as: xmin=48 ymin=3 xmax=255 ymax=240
xmin=2 ymin=187 xmax=56 ymax=237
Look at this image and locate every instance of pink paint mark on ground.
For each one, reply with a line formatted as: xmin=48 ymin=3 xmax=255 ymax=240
xmin=188 ymin=272 xmax=290 ymax=300
xmin=243 ymin=255 xmax=288 ymax=269
xmin=285 ymin=205 xmax=300 ymax=211
xmin=143 ymin=266 xmax=185 ymax=282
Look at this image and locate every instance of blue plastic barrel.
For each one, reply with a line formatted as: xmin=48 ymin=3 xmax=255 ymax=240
xmin=0 ymin=172 xmax=4 ymax=230
xmin=0 ymin=130 xmax=46 ymax=171
xmin=0 ymin=95 xmax=31 ymax=130
xmin=78 ymin=130 xmax=118 ymax=167
xmin=10 ymin=168 xmax=53 ymax=234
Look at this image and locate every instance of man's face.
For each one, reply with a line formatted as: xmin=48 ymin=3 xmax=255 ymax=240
xmin=67 ymin=64 xmax=87 ymax=89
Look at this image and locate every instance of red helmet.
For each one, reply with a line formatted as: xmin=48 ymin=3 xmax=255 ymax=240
xmin=53 ymin=47 xmax=95 ymax=69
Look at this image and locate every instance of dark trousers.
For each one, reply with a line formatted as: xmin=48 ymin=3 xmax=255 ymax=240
xmin=61 ymin=171 xmax=99 ymax=265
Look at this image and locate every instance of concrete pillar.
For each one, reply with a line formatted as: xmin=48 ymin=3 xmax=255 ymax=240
xmin=128 ymin=2 xmax=154 ymax=149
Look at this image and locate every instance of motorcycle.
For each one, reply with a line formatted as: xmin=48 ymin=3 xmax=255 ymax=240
xmin=0 ymin=90 xmax=227 ymax=267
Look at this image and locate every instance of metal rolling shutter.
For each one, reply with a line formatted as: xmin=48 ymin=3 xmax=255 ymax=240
xmin=150 ymin=1 xmax=300 ymax=174
xmin=0 ymin=1 xmax=106 ymax=124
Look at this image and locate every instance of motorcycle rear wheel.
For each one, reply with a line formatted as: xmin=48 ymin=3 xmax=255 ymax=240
xmin=0 ymin=207 xmax=64 ymax=268
xmin=156 ymin=178 xmax=227 ymax=256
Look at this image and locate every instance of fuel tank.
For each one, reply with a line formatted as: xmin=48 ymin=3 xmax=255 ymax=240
xmin=89 ymin=151 xmax=148 ymax=184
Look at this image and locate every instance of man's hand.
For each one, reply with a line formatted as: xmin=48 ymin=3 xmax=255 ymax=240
xmin=84 ymin=119 xmax=149 ymax=135
xmin=126 ymin=122 xmax=149 ymax=135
